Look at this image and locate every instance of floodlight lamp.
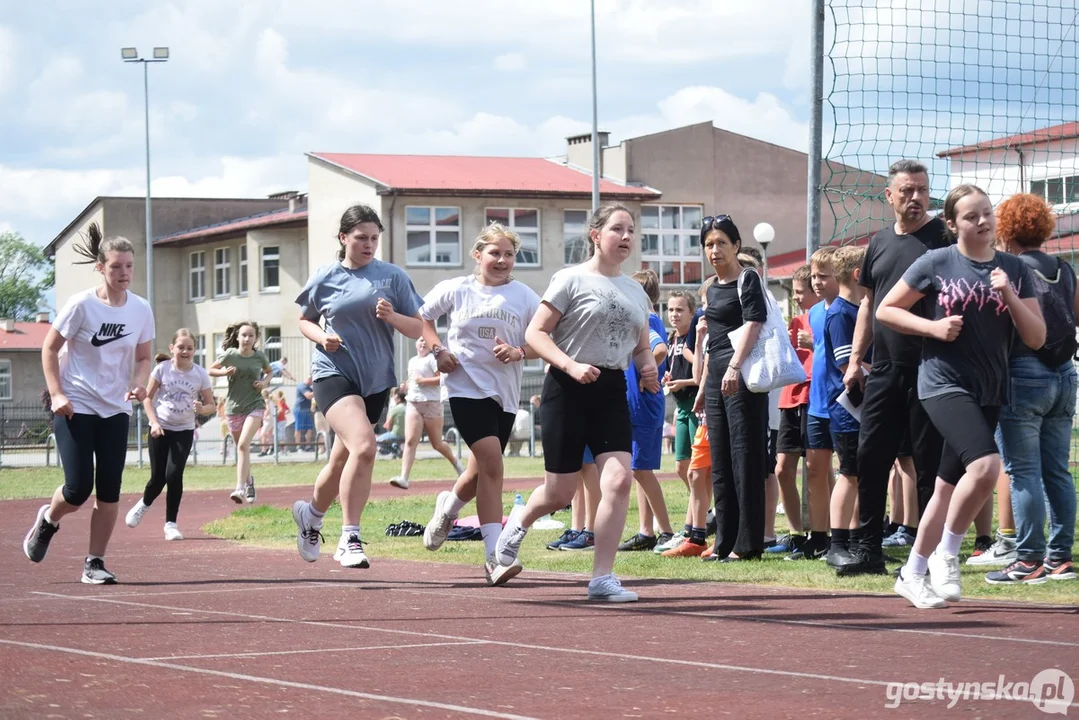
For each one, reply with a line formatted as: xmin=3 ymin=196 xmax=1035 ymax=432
xmin=121 ymin=47 xmax=138 ymax=60
xmin=153 ymin=47 xmax=169 ymax=59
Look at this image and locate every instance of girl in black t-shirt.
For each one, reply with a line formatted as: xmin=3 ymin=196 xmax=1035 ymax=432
xmin=877 ymin=184 xmax=1045 ymax=609
xmin=692 ymin=215 xmax=769 ymax=562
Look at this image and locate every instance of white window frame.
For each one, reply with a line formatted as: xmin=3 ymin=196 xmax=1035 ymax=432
xmin=0 ymin=359 xmax=11 ymax=401
xmin=261 ymin=246 xmax=280 ymax=292
xmin=485 ymin=207 xmax=541 ymax=267
xmin=193 ymin=335 xmax=207 ymax=368
xmin=214 ymin=247 xmax=231 ymax=299
xmin=563 ymin=209 xmax=590 ymax=266
xmin=189 ymin=251 xmax=206 ymax=302
xmin=640 ymin=204 xmax=705 ymax=287
xmin=238 ymin=244 xmax=249 ymax=296
xmin=263 ymin=326 xmax=282 ymax=365
xmin=405 ymin=206 xmax=462 ymax=267
xmin=1032 ymin=176 xmax=1079 ymax=205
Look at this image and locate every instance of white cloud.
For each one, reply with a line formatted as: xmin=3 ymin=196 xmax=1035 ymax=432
xmin=0 ymin=165 xmax=139 ymax=218
xmin=494 ymin=52 xmax=527 ymax=72
xmin=0 ymin=25 xmax=15 ymax=97
xmin=116 ymin=154 xmax=305 ymax=199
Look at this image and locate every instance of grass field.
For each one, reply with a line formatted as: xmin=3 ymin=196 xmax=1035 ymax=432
xmin=4 ymin=457 xmax=1075 ymax=603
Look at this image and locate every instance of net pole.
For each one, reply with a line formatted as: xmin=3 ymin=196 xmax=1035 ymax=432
xmin=806 ymin=0 xmax=825 ymax=262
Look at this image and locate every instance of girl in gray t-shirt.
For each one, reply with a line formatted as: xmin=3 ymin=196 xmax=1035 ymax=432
xmin=492 ymin=202 xmax=660 ymax=604
xmin=877 ymin=184 xmax=1045 ymax=610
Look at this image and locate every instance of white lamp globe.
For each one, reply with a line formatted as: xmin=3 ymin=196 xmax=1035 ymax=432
xmin=753 ymin=222 xmax=775 ymax=246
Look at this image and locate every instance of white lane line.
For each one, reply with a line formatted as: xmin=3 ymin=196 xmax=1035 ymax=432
xmin=387 ymin=586 xmax=1079 ymax=648
xmin=141 ymin=640 xmax=487 ymax=661
xmin=26 ymin=591 xmax=1074 ymax=708
xmin=0 ymin=638 xmax=539 ymax=720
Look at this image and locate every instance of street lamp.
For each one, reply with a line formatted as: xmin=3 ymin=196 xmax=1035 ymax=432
xmin=753 ymin=222 xmax=775 ymax=285
xmin=121 ymin=46 xmax=169 ymax=311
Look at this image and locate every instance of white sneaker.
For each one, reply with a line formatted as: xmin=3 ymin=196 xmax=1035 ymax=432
xmin=928 ymin=551 xmax=962 ymax=602
xmin=895 ymin=568 xmax=947 ymax=609
xmin=776 ymin=503 xmax=786 ymax=516
xmin=163 ymin=523 xmax=183 ymax=541
xmin=125 ymin=501 xmax=149 ymax=528
xmin=587 ymin=574 xmax=638 ymax=603
xmin=389 ymin=476 xmax=409 ymax=490
xmin=229 ymin=489 xmax=245 ymax=504
xmin=495 ymin=505 xmax=529 ymax=566
xmin=654 ymin=530 xmax=686 ymax=554
xmin=336 ymin=533 xmax=370 ymax=569
xmin=965 ymin=533 xmax=1018 ymax=566
xmin=485 ymin=553 xmax=522 ymax=586
xmin=292 ymin=501 xmax=322 ymax=562
xmin=423 ymin=491 xmax=458 ymax=552
xmin=244 ymin=476 xmax=256 ymax=504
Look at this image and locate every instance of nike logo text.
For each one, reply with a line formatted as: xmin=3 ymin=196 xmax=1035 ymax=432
xmin=91 ymin=322 xmax=130 ymax=347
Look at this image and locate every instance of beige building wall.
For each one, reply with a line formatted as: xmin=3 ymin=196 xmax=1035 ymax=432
xmin=307 ymin=158 xmax=383 ymax=268
xmin=0 ymin=352 xmax=47 ymax=406
xmin=52 ymin=204 xmax=107 ymax=314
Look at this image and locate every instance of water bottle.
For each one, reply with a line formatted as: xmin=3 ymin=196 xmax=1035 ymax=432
xmin=514 ymin=493 xmax=525 ymax=507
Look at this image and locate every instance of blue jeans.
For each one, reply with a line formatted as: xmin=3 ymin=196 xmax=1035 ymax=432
xmin=996 ymin=355 xmax=1077 ymax=562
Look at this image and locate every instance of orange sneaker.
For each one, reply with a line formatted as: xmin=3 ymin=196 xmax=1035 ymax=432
xmin=700 ymin=542 xmax=715 ymax=558
xmin=663 ymin=541 xmax=708 ymax=558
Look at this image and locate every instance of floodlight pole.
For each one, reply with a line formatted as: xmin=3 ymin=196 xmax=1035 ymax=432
xmin=590 ymin=0 xmax=600 ymax=212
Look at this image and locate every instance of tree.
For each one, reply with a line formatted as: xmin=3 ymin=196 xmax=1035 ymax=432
xmin=0 ymin=231 xmax=52 ymax=321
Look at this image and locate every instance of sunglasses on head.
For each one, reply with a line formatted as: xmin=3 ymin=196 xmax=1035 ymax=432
xmin=701 ymin=214 xmax=733 ymax=230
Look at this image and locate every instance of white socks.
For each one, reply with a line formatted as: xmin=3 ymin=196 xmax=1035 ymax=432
xmin=905 ymin=551 xmax=929 ymax=577
xmin=939 ymin=528 xmax=965 ymax=557
xmin=447 ymin=492 xmax=467 ymax=515
xmin=481 ymin=523 xmax=502 ymax=557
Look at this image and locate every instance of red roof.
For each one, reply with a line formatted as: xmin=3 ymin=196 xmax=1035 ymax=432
xmin=766 ymin=235 xmax=873 ymax=280
xmin=0 ymin=322 xmax=51 ymax=351
xmin=1042 ymin=230 xmax=1079 ymax=256
xmin=308 ymin=153 xmax=660 ymax=199
xmin=938 ymin=121 xmax=1079 ymax=158
xmin=155 ymin=207 xmax=308 ymax=245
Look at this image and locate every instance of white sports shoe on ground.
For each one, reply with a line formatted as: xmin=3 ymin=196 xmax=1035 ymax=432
xmin=336 ymin=533 xmax=370 ymax=569
xmin=126 ymin=501 xmax=148 ymax=528
xmin=895 ymin=568 xmax=947 ymax=609
xmin=485 ymin=554 xmax=523 ymax=586
xmin=587 ymin=574 xmax=638 ymax=603
xmin=928 ymin=551 xmax=962 ymax=602
xmin=389 ymin=476 xmax=409 ymax=489
xmin=163 ymin=523 xmax=183 ymax=541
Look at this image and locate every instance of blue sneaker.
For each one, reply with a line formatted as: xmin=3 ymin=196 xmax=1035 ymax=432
xmin=765 ymin=533 xmax=805 ymax=554
xmin=546 ymin=529 xmax=580 ymax=551
xmin=560 ymin=530 xmax=595 ymax=551
xmin=882 ymin=527 xmax=916 ymax=547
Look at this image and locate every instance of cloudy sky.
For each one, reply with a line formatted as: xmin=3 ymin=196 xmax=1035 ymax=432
xmin=2 ymin=0 xmax=1075 ymax=253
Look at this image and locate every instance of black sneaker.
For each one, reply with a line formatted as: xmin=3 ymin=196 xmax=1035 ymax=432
xmin=81 ymin=557 xmax=117 ymax=585
xmin=617 ymin=533 xmax=657 ymax=551
xmin=655 ymin=532 xmax=675 ymax=548
xmin=786 ymin=533 xmax=828 ymax=560
xmin=835 ymin=547 xmax=888 ymax=576
xmin=23 ymin=505 xmax=58 ymax=563
xmin=826 ymin=546 xmax=857 ymax=569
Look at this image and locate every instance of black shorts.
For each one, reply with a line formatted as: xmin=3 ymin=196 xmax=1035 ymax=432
xmin=312 ymin=375 xmax=388 ymax=425
xmin=805 ymin=414 xmax=833 ymax=451
xmin=449 ymin=397 xmax=516 ymax=451
xmin=54 ymin=413 xmax=130 ymax=506
xmin=777 ymin=406 xmax=807 ymax=454
xmin=767 ymin=428 xmax=778 ymax=476
xmin=540 ymin=367 xmax=632 ymax=474
xmin=832 ymin=430 xmax=860 ymax=477
xmin=921 ymin=392 xmax=1001 ymax=486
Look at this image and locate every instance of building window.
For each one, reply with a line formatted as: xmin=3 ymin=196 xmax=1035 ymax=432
xmin=193 ymin=335 xmax=207 ymax=368
xmin=261 ymin=246 xmax=280 ymax=291
xmin=1031 ymin=176 xmax=1079 ymax=205
xmin=238 ymin=244 xmax=248 ymax=296
xmin=563 ymin=209 xmax=589 ymax=265
xmin=640 ymin=205 xmax=704 ymax=286
xmin=486 ymin=208 xmax=540 ymax=266
xmin=189 ymin=251 xmax=206 ymax=302
xmin=0 ymin=360 xmax=11 ymax=401
xmin=214 ymin=247 xmax=231 ymax=298
xmin=406 ymin=206 xmax=461 ymax=266
xmin=263 ymin=326 xmax=282 ymax=365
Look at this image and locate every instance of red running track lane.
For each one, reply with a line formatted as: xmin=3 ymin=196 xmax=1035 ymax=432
xmin=1 ymin=484 xmax=1077 ymax=719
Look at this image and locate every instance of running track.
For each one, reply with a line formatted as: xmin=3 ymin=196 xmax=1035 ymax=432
xmin=1 ymin=482 xmax=1077 ymax=719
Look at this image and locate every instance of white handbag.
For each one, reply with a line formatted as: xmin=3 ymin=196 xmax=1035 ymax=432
xmin=727 ymin=269 xmax=808 ymax=394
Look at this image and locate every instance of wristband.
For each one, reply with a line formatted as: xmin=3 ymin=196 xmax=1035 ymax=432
xmin=728 ymin=364 xmax=741 ymax=372
xmin=517 ymin=346 xmax=526 ymax=361
xmin=431 ymin=344 xmax=445 ymax=357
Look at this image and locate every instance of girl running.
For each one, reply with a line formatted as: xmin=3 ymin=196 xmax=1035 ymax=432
xmin=24 ymin=223 xmax=155 ymax=584
xmin=390 ymin=337 xmax=464 ymax=490
xmin=419 ymin=222 xmax=540 ymax=585
xmin=291 ymin=204 xmax=423 ymax=567
xmin=209 ymin=321 xmax=271 ymax=503
xmin=492 ymin=202 xmax=660 ymax=602
xmin=880 ymin=184 xmax=1045 ymax=608
xmin=125 ymin=329 xmax=215 ymax=540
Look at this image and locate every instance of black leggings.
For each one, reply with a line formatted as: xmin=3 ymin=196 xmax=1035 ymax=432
xmin=143 ymin=429 xmax=195 ymax=523
xmin=54 ymin=412 xmax=131 ymax=505
xmin=920 ymin=393 xmax=1001 ymax=485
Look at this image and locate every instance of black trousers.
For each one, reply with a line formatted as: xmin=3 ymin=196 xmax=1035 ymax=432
xmin=705 ymin=371 xmax=768 ymax=557
xmin=143 ymin=429 xmax=195 ymax=523
xmin=855 ymin=363 xmax=943 ymax=549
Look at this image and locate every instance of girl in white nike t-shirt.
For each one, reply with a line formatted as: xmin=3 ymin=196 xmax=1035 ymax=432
xmin=420 ymin=223 xmax=540 ymax=586
xmin=24 ymin=223 xmax=155 ymax=585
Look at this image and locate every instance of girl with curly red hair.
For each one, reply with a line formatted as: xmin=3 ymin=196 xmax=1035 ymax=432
xmin=985 ymin=193 xmax=1077 ymax=584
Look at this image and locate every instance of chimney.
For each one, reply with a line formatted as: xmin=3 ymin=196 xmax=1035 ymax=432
xmin=36 ymin=312 xmax=50 ymax=323
xmin=0 ymin=318 xmax=14 ymax=332
xmin=289 ymin=196 xmax=297 ymax=213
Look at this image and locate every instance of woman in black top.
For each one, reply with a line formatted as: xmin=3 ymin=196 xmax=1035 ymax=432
xmin=692 ymin=215 xmax=769 ymax=561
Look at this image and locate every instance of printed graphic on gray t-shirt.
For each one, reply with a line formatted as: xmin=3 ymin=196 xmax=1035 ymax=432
xmin=543 ymin=267 xmax=650 ymax=370
xmin=902 ymin=246 xmax=1034 ymax=405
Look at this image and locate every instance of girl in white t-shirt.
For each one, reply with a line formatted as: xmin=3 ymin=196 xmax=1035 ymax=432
xmin=420 ymin=223 xmax=540 ymax=585
xmin=125 ymin=329 xmax=215 ymax=541
xmin=24 ymin=223 xmax=155 ymax=585
xmin=389 ymin=338 xmax=463 ymax=490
